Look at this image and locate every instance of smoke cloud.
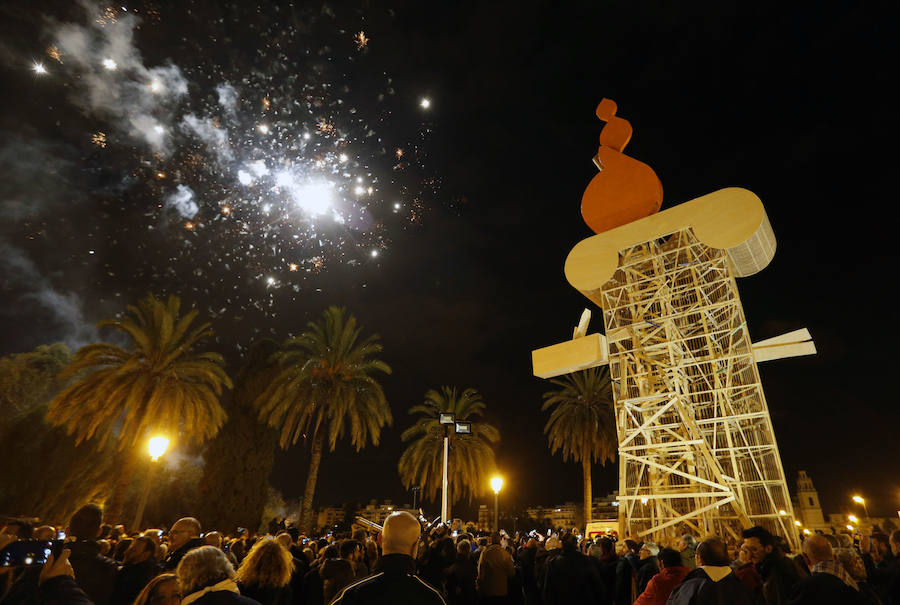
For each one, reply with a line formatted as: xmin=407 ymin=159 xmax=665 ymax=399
xmin=51 ymin=5 xmax=188 ymax=155
xmin=165 ymin=184 xmax=198 ymax=219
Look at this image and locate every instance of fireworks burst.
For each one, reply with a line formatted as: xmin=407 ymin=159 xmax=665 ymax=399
xmin=29 ymin=3 xmax=440 ymax=324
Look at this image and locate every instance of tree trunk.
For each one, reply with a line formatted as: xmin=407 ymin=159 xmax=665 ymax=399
xmin=300 ymin=432 xmax=324 ymax=534
xmin=107 ymin=450 xmax=138 ymax=526
xmin=582 ymin=456 xmax=593 ymax=529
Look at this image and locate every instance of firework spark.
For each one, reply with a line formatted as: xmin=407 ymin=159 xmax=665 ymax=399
xmin=354 ymin=31 xmax=369 ymax=50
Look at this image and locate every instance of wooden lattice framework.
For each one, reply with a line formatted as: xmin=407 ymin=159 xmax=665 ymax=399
xmin=534 ymin=188 xmax=813 ymax=549
xmin=602 ymin=227 xmax=795 ymax=544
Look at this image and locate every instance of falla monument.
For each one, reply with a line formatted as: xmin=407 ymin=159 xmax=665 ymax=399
xmin=533 ymin=99 xmax=814 ymax=548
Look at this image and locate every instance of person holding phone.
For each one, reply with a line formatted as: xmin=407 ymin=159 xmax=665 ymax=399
xmin=65 ymin=504 xmax=118 ymax=605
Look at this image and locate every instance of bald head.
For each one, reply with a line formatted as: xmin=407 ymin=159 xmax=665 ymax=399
xmin=381 ymin=511 xmax=421 ymax=557
xmin=169 ymin=517 xmax=201 ymax=551
xmin=803 ymin=533 xmax=833 ymax=566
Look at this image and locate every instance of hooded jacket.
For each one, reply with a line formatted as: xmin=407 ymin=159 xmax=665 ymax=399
xmin=633 ymin=565 xmax=689 ymax=605
xmin=666 ymin=565 xmax=753 ymax=605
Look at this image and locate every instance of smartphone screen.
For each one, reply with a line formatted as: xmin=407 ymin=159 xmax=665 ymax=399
xmin=0 ymin=540 xmax=61 ymax=567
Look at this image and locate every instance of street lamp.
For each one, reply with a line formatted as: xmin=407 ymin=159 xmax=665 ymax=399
xmin=852 ymin=495 xmax=870 ymax=520
xmin=491 ymin=476 xmax=504 ymax=532
xmin=848 ymin=515 xmax=859 ymax=524
xmin=132 ymin=436 xmax=169 ymax=531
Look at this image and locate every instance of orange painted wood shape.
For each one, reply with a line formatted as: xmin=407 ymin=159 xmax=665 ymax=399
xmin=581 ymin=99 xmax=663 ymax=234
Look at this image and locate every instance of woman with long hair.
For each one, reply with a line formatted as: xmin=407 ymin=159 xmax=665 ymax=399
xmin=132 ymin=573 xmax=181 ymax=605
xmin=234 ymin=538 xmax=294 ymax=605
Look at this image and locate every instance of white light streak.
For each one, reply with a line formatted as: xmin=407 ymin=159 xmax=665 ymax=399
xmin=102 ymin=58 xmax=117 ymax=70
xmin=33 ymin=63 xmax=47 ymax=75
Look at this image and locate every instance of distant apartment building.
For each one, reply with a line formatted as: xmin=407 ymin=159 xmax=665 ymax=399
xmin=355 ymin=499 xmax=400 ymax=526
xmin=316 ymin=505 xmax=345 ymax=530
xmin=526 ymin=502 xmax=579 ymax=530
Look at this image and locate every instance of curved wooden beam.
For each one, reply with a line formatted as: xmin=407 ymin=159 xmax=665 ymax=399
xmin=565 ymin=187 xmax=776 ymax=305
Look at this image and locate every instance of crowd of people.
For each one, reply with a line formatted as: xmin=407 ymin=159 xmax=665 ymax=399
xmin=1 ymin=505 xmax=899 ymax=605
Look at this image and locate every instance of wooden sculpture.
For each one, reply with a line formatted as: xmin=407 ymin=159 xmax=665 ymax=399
xmin=534 ymin=102 xmax=813 ymax=548
xmin=581 ymin=99 xmax=663 ymax=234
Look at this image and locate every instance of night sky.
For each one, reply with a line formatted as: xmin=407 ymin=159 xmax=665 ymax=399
xmin=1 ymin=1 xmax=896 ymax=522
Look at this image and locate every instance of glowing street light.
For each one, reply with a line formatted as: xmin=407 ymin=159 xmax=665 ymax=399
xmin=846 ymin=524 xmax=855 ymax=531
xmin=794 ymin=520 xmax=802 ymax=527
xmin=33 ymin=63 xmax=47 ymax=75
xmin=848 ymin=515 xmax=859 ymax=524
xmin=132 ymin=435 xmax=169 ymax=531
xmin=148 ymin=436 xmax=169 ymax=461
xmin=491 ymin=476 xmax=504 ymax=532
xmin=852 ymin=495 xmax=870 ymax=520
xmin=419 ymin=98 xmax=431 ymax=109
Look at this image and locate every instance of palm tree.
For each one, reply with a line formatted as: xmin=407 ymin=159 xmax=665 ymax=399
xmin=541 ymin=367 xmax=616 ymax=527
xmin=47 ymin=294 xmax=232 ymax=523
xmin=254 ymin=306 xmax=392 ymax=532
xmin=398 ymin=387 xmax=500 ymax=519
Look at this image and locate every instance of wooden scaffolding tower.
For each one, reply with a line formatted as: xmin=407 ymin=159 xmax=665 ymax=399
xmin=534 ymin=188 xmax=814 ymax=549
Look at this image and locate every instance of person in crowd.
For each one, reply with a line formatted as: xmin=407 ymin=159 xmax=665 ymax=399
xmin=633 ymin=547 xmax=688 ymax=605
xmin=635 ymin=542 xmax=659 ymax=596
xmin=445 ymin=538 xmax=477 ymax=605
xmin=205 ymin=532 xmax=224 ymax=551
xmin=534 ymin=535 xmax=561 ymax=596
xmin=787 ymin=532 xmax=877 ymax=605
xmin=37 ymin=548 xmax=94 ymax=605
xmin=235 ymin=537 xmax=293 ymax=605
xmin=176 ymin=545 xmax=259 ymax=605
xmin=3 ymin=520 xmax=33 ymax=541
xmin=614 ymin=539 xmax=639 ymax=605
xmin=110 ymin=536 xmax=161 ymax=605
xmin=516 ymin=538 xmax=540 ymax=605
xmin=66 ymin=504 xmax=119 ymax=605
xmin=33 ymin=526 xmax=56 ymax=542
xmin=274 ymin=533 xmax=307 ymax=605
xmin=165 ymin=518 xmax=205 ymax=572
xmin=332 ymin=511 xmax=446 ymax=605
xmin=321 ymin=544 xmax=355 ymax=603
xmin=861 ymin=531 xmax=898 ymax=604
xmin=339 ymin=540 xmax=366 ymax=580
xmin=304 ymin=544 xmax=338 ymax=605
xmin=542 ymin=532 xmax=608 ymax=605
xmin=132 ymin=573 xmax=181 ymax=605
xmin=732 ymin=540 xmax=764 ymax=595
xmin=593 ymin=537 xmax=619 ymax=599
xmin=477 ymin=532 xmax=515 ymax=604
xmin=678 ymin=534 xmax=698 ymax=570
xmin=741 ymin=525 xmax=800 ymax=604
xmin=667 ymin=537 xmax=753 ymax=605
xmin=331 ymin=511 xmax=446 ymax=604
xmin=419 ymin=524 xmax=455 ymax=594
xmin=113 ymin=537 xmax=133 ymax=562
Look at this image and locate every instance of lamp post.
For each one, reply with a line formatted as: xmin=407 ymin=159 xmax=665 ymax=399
xmin=491 ymin=476 xmax=503 ymax=532
xmin=131 ymin=436 xmax=169 ymax=532
xmin=438 ymin=414 xmax=473 ymax=524
xmin=852 ymin=495 xmax=870 ymax=520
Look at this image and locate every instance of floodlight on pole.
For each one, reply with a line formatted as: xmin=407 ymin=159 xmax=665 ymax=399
xmin=440 ymin=412 xmax=455 ymax=523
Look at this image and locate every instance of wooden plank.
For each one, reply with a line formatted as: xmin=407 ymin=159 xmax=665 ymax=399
xmin=753 ymin=342 xmax=817 ymax=363
xmin=531 ymin=333 xmax=608 ymax=378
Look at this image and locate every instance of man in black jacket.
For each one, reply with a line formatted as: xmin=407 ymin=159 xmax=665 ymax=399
xmin=110 ymin=536 xmax=160 ymax=605
xmin=742 ymin=526 xmax=800 ymax=605
xmin=331 ymin=511 xmax=445 ymax=604
xmin=163 ymin=517 xmax=204 ymax=572
xmin=667 ymin=537 xmax=753 ymax=605
xmin=788 ymin=533 xmax=872 ymax=605
xmin=542 ymin=533 xmax=609 ymax=605
xmin=66 ymin=504 xmax=119 ymax=605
